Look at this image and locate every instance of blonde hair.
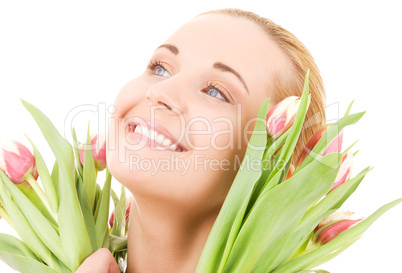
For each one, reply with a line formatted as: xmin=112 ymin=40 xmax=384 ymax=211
xmin=201 ymin=8 xmax=326 ymax=162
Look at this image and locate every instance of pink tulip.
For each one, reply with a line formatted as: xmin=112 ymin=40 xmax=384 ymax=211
xmin=315 ymin=211 xmax=362 ymax=245
xmin=0 ymin=139 xmax=38 ymax=184
xmin=80 ymin=134 xmax=107 ymax=171
xmin=331 ymin=152 xmax=354 ymax=190
xmin=316 ymin=211 xmax=354 ymax=230
xmin=266 ymin=96 xmax=300 ymax=139
xmin=109 ymin=194 xmax=133 ymax=230
xmin=295 ymin=126 xmax=344 ymax=169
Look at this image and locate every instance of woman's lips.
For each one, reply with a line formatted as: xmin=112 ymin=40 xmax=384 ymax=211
xmin=126 ymin=119 xmax=187 ymax=152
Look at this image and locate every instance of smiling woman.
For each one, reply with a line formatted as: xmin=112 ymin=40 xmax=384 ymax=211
xmin=1 ymin=2 xmax=401 ymax=273
xmin=100 ymin=9 xmax=327 ymax=273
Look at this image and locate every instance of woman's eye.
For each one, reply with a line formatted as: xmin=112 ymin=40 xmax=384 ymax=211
xmin=205 ymin=86 xmax=228 ymax=102
xmin=154 ymin=66 xmax=171 ymax=78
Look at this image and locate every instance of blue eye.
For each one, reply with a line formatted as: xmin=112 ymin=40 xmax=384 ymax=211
xmin=147 ymin=60 xmax=172 ymax=78
xmin=206 ymin=86 xmax=227 ymax=101
xmin=154 ymin=66 xmax=171 ymax=77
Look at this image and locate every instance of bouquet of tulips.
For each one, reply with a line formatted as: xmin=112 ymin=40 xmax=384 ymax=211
xmin=0 ymin=101 xmax=128 ymax=273
xmin=195 ymin=72 xmax=401 ymax=272
xmin=0 ymin=72 xmax=401 ymax=273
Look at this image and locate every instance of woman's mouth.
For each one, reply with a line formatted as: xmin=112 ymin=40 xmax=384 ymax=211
xmin=127 ymin=123 xmax=187 ymax=152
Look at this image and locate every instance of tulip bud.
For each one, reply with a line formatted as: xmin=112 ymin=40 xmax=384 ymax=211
xmin=295 ymin=127 xmax=343 ymax=169
xmin=80 ymin=134 xmax=107 ymax=171
xmin=285 ymin=164 xmax=295 ymax=180
xmin=266 ymin=96 xmax=300 ymax=139
xmin=315 ymin=211 xmax=362 ymax=245
xmin=0 ymin=139 xmax=38 ymax=184
xmin=109 ymin=194 xmax=133 ymax=231
xmin=331 ymin=152 xmax=354 ymax=190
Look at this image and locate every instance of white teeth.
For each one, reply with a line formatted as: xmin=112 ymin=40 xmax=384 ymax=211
xmin=134 ymin=125 xmax=142 ymax=134
xmin=169 ymin=144 xmax=177 ymax=151
xmin=131 ymin=124 xmax=182 ymax=151
xmin=162 ymin=138 xmax=172 ymax=146
xmin=148 ymin=130 xmax=156 ymax=140
xmin=155 ymin=134 xmax=165 ymax=144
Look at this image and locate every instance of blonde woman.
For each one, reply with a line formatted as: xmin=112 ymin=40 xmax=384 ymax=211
xmin=76 ymin=9 xmax=326 ymax=273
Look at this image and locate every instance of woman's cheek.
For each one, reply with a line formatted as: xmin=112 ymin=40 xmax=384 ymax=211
xmin=113 ymin=77 xmax=149 ymax=118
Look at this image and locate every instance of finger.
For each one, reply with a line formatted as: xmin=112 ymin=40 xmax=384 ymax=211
xmin=76 ymin=248 xmax=120 ymax=273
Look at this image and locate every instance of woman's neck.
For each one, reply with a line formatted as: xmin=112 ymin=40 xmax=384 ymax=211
xmin=126 ymin=195 xmax=218 ymax=273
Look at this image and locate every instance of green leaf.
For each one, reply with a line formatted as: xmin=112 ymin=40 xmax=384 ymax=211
xmin=271 ymin=209 xmax=336 ymax=269
xmin=0 ymin=171 xmax=70 ymax=268
xmin=195 ymin=98 xmax=270 ymax=273
xmin=299 ymin=167 xmax=371 ymax=228
xmin=297 ymin=270 xmax=329 ymax=273
xmin=0 ymin=233 xmax=38 ymax=260
xmin=272 ymin=198 xmax=402 ymax=273
xmin=16 ymin=183 xmax=58 ymax=229
xmin=0 ymin=252 xmax=58 ymax=273
xmin=50 ymin=160 xmax=60 ymax=204
xmin=83 ymin=126 xmax=97 ymax=212
xmin=344 ymin=100 xmax=354 ymax=116
xmin=109 ymin=235 xmax=128 ymax=252
xmin=76 ymin=176 xmax=97 ymax=252
xmin=22 ymin=100 xmax=93 ymax=270
xmin=266 ymin=71 xmax=311 ymax=184
xmin=221 ymin=153 xmax=340 ymax=273
xmin=0 ymin=233 xmax=73 ymax=273
xmin=297 ymin=111 xmax=365 ymax=171
xmin=72 ymin=128 xmax=83 ymax=178
xmin=27 ymin=137 xmax=58 ymax=215
xmin=0 ymin=171 xmax=56 ymax=269
xmin=111 ymin=186 xmax=127 ymax=237
xmin=95 ymin=169 xmax=112 ymax=249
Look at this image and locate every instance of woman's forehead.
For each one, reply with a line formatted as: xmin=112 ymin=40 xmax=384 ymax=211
xmin=162 ymin=13 xmax=291 ymax=102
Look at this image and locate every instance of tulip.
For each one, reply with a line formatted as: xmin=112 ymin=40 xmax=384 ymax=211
xmin=331 ymin=152 xmax=354 ymax=190
xmin=80 ymin=134 xmax=107 ymax=171
xmin=285 ymin=164 xmax=295 ymax=180
xmin=0 ymin=139 xmax=38 ymax=184
xmin=315 ymin=211 xmax=362 ymax=245
xmin=109 ymin=194 xmax=133 ymax=232
xmin=266 ymin=96 xmax=300 ymax=139
xmin=0 ymin=138 xmax=59 ymax=222
xmin=295 ymin=127 xmax=344 ymax=169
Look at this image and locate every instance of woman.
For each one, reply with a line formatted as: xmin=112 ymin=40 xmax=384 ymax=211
xmin=76 ymin=8 xmax=326 ymax=273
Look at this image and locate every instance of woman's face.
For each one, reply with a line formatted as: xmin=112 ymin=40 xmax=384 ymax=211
xmin=107 ymin=14 xmax=290 ymax=214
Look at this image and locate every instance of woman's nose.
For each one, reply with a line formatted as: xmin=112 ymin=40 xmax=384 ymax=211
xmin=145 ymin=79 xmax=186 ymax=114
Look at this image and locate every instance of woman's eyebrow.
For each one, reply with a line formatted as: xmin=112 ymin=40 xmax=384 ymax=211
xmin=157 ymin=43 xmax=179 ymax=55
xmin=213 ymin=62 xmax=249 ymax=94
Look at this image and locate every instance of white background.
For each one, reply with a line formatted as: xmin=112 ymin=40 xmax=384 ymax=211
xmin=0 ymin=0 xmax=401 ymax=272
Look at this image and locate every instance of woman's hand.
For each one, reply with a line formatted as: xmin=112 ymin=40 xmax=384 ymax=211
xmin=75 ymin=248 xmax=120 ymax=273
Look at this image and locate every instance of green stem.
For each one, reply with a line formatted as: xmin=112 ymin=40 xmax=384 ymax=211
xmin=25 ymin=172 xmax=58 ymax=222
